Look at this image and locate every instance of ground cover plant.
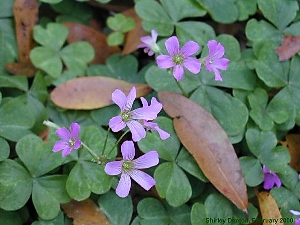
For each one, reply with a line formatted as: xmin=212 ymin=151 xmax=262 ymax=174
xmin=1 ymin=0 xmax=300 ymax=224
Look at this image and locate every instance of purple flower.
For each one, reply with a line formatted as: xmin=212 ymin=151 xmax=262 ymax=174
xmin=105 ymin=141 xmax=159 ymax=198
xmin=290 ymin=210 xmax=300 ymax=225
xmin=140 ymin=97 xmax=170 ymax=140
xmin=139 ymin=29 xmax=160 ymax=56
xmin=53 ymin=123 xmax=81 ymax=157
xmin=109 ymin=87 xmax=162 ymax=142
xmin=263 ymin=165 xmax=281 ymax=190
xmin=205 ymin=40 xmax=230 ymax=81
xmin=156 ymin=36 xmax=201 ymax=81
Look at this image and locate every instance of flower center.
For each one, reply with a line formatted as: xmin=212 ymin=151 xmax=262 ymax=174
xmin=68 ymin=138 xmax=76 ymax=147
xmin=121 ymin=110 xmax=132 ymax=122
xmin=122 ymin=160 xmax=133 ymax=172
xmin=173 ymin=54 xmax=184 ymax=65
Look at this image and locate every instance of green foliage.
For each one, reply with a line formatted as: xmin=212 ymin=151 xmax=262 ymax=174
xmin=30 ymin=23 xmax=94 ymax=78
xmin=106 ymin=14 xmax=135 ymax=46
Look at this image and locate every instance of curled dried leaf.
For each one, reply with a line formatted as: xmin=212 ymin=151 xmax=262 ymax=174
xmin=51 ymin=76 xmax=151 ymax=110
xmin=158 ymin=91 xmax=248 ymax=212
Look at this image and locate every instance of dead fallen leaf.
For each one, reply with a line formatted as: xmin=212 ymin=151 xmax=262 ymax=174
xmin=122 ymin=8 xmax=147 ymax=55
xmin=13 ymin=0 xmax=38 ymax=62
xmin=276 ymin=35 xmax=300 ymax=61
xmin=256 ymin=190 xmax=283 ymax=225
xmin=62 ymin=22 xmax=120 ymax=64
xmin=281 ymin=134 xmax=300 ymax=171
xmin=50 ymin=76 xmax=151 ymax=110
xmin=5 ymin=62 xmax=37 ymax=77
xmin=62 ymin=199 xmax=109 ymax=225
xmin=158 ymin=91 xmax=248 ymax=213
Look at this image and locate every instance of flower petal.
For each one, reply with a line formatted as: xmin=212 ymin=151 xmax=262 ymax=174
xmin=121 ymin=140 xmax=135 ymax=160
xmin=156 ymin=55 xmax=175 ymax=69
xmin=149 ymin=97 xmax=162 ymax=113
xmin=213 ymin=58 xmax=230 ymax=70
xmin=165 ymin=36 xmax=179 ymax=56
xmin=56 ymin=127 xmax=71 ymax=140
xmin=125 ymin=87 xmax=136 ymax=111
xmin=140 ymin=97 xmax=148 ymax=107
xmin=183 ymin=57 xmax=201 ymax=74
xmin=53 ymin=140 xmax=68 ymax=152
xmin=151 ymin=29 xmax=158 ymax=41
xmin=129 ymin=170 xmax=156 ymax=191
xmin=109 ymin=116 xmax=126 ymax=132
xmin=116 ymin=173 xmax=131 ymax=198
xmin=207 ymin=40 xmax=218 ymax=56
xmin=274 ymin=175 xmax=282 ymax=188
xmin=263 ymin=173 xmax=276 ymax=190
xmin=127 ymin=120 xmax=146 ymax=142
xmin=290 ymin=210 xmax=300 ymax=216
xmin=133 ymin=151 xmax=159 ymax=169
xmin=73 ymin=139 xmax=82 ymax=149
xmin=105 ymin=161 xmax=123 ymax=175
xmin=173 ymin=65 xmax=184 ymax=81
xmin=154 ymin=126 xmax=170 ymax=140
xmin=62 ymin=147 xmax=73 ymax=157
xmin=132 ymin=107 xmax=158 ymax=120
xmin=180 ymin=40 xmax=199 ymax=57
xmin=213 ymin=68 xmax=223 ymax=81
xmin=112 ymin=89 xmax=127 ymax=110
xmin=70 ymin=122 xmax=80 ymax=137
xmin=140 ymin=35 xmax=155 ymax=46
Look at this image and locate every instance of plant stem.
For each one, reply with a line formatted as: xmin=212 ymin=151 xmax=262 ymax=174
xmin=81 ymin=142 xmax=99 ymax=160
xmin=101 ymin=127 xmax=111 ymax=157
xmin=175 ymin=79 xmax=188 ymax=97
xmin=105 ymin=130 xmax=130 ymax=158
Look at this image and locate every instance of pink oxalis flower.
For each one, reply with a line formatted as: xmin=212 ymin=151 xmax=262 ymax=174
xmin=263 ymin=165 xmax=281 ymax=190
xmin=139 ymin=29 xmax=160 ymax=56
xmin=53 ymin=122 xmax=81 ymax=157
xmin=205 ymin=40 xmax=230 ymax=81
xmin=109 ymin=86 xmax=163 ymax=142
xmin=156 ymin=36 xmax=201 ymax=81
xmin=105 ymin=140 xmax=159 ymax=198
xmin=290 ymin=210 xmax=300 ymax=225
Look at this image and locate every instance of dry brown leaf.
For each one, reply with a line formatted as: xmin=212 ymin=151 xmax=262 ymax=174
xmin=256 ymin=190 xmax=283 ymax=225
xmin=276 ymin=35 xmax=300 ymax=61
xmin=282 ymin=134 xmax=300 ymax=171
xmin=13 ymin=0 xmax=38 ymax=62
xmin=62 ymin=199 xmax=109 ymax=225
xmin=62 ymin=22 xmax=121 ymax=64
xmin=5 ymin=62 xmax=37 ymax=77
xmin=50 ymin=76 xmax=152 ymax=110
xmin=158 ymin=91 xmax=248 ymax=213
xmin=122 ymin=8 xmax=147 ymax=55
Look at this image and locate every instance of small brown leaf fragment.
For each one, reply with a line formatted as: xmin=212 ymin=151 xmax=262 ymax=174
xmin=122 ymin=8 xmax=147 ymax=55
xmin=13 ymin=0 xmax=38 ymax=62
xmin=63 ymin=22 xmax=120 ymax=64
xmin=62 ymin=199 xmax=109 ymax=225
xmin=5 ymin=62 xmax=37 ymax=77
xmin=276 ymin=35 xmax=300 ymax=61
xmin=256 ymin=190 xmax=283 ymax=225
xmin=282 ymin=134 xmax=300 ymax=171
xmin=158 ymin=91 xmax=248 ymax=212
xmin=50 ymin=76 xmax=151 ymax=110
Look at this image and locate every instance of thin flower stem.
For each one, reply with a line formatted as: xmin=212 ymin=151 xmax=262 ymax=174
xmin=101 ymin=127 xmax=111 ymax=157
xmin=81 ymin=142 xmax=99 ymax=160
xmin=175 ymin=79 xmax=188 ymax=97
xmin=106 ymin=130 xmax=130 ymax=158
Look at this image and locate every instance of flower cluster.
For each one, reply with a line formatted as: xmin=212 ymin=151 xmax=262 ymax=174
xmin=109 ymin=86 xmax=169 ymax=142
xmin=48 ymin=86 xmax=168 ymax=198
xmin=139 ymin=30 xmax=230 ymax=82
